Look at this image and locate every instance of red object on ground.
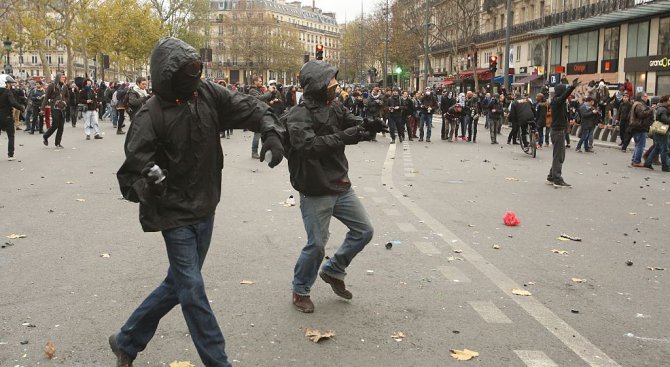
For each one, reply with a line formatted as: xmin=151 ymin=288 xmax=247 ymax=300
xmin=503 ymin=211 xmax=521 ymax=226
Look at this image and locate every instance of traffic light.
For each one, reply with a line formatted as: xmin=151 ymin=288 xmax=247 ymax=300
xmin=489 ymin=55 xmax=498 ymax=72
xmin=315 ymin=44 xmax=324 ymax=60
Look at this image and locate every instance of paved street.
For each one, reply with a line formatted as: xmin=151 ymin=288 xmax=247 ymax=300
xmin=1 ymin=117 xmax=669 ymax=366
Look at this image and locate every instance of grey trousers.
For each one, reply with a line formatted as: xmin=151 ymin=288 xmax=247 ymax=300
xmin=549 ymin=130 xmax=566 ymax=181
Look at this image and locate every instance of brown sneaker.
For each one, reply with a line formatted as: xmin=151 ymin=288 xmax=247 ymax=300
xmin=292 ymin=292 xmax=314 ymax=313
xmin=109 ymin=334 xmax=134 ymax=367
xmin=319 ymin=271 xmax=352 ymax=300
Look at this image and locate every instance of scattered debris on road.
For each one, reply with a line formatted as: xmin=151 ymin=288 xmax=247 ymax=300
xmin=646 ymin=267 xmax=665 ymax=271
xmin=626 ymin=260 xmax=634 ymax=266
xmin=449 ymin=348 xmax=479 ymax=361
xmin=386 ymin=240 xmax=400 ymax=249
xmin=512 ymin=288 xmax=532 ymax=296
xmin=305 ymin=328 xmax=335 ymax=343
xmin=551 ymin=249 xmax=569 ymax=255
xmin=571 ymin=309 xmax=580 ymax=314
xmin=571 ymin=278 xmax=586 ymax=283
xmin=44 ymin=341 xmax=56 ymax=359
xmin=503 ymin=212 xmax=520 ymax=226
xmin=391 ymin=331 xmax=405 ymax=341
xmin=505 ymin=177 xmax=520 ymax=181
xmin=169 ymin=361 xmax=195 ymax=367
xmin=6 ymin=234 xmax=26 ymax=239
xmin=366 ymin=270 xmax=374 ymax=275
xmin=559 ymin=233 xmax=582 ymax=242
xmin=239 ymin=280 xmax=256 ymax=285
xmin=283 ymin=195 xmax=295 ymax=207
xmin=492 ymin=244 xmax=500 ymax=250
xmin=100 ymin=253 xmax=111 ymax=258
xmin=76 ymin=198 xmax=86 ymax=202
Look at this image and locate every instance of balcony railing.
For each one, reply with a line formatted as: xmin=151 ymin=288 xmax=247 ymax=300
xmin=432 ymin=0 xmax=640 ymax=53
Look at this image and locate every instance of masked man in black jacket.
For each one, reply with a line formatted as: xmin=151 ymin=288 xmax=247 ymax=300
xmin=110 ymin=37 xmax=285 ymax=367
xmin=282 ymin=60 xmax=374 ymax=314
xmin=0 ymin=75 xmax=25 ymax=160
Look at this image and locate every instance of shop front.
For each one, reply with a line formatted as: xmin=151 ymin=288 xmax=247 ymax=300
xmin=625 ymin=54 xmax=670 ymax=95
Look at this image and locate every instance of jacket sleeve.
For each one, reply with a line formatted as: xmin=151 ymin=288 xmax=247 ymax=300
xmin=116 ymin=113 xmax=159 ymax=203
xmin=509 ymin=102 xmax=517 ymax=122
xmin=658 ymin=107 xmax=670 ymax=124
xmin=554 ymin=85 xmax=576 ymax=105
xmin=579 ymin=104 xmax=594 ymax=119
xmin=7 ymin=90 xmax=25 ymax=111
xmin=285 ymin=110 xmax=346 ymax=158
xmin=40 ymin=85 xmax=52 ymax=110
xmin=213 ymin=83 xmax=283 ymax=138
xmin=128 ymin=91 xmax=146 ymax=111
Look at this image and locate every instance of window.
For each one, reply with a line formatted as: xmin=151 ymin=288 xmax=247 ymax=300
xmin=18 ymin=55 xmax=23 ymax=64
xmin=516 ymin=45 xmax=521 ymax=61
xmin=31 ymin=55 xmax=38 ymax=64
xmin=568 ymin=30 xmax=598 ymax=63
xmin=626 ymin=21 xmax=649 ymax=58
xmin=625 ymin=72 xmax=646 ymax=94
xmin=658 ymin=17 xmax=670 ymax=55
xmin=58 ymin=55 xmax=64 ymax=65
xmin=46 ymin=55 xmax=52 ymax=64
xmin=603 ymin=26 xmax=620 ymax=60
xmin=492 ymin=16 xmax=497 ymax=31
xmin=657 ymin=75 xmax=670 ymax=97
xmin=550 ymin=37 xmax=561 ymax=66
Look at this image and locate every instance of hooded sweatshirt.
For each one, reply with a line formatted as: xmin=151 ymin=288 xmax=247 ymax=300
xmin=41 ymin=72 xmax=70 ymax=111
xmin=282 ymin=60 xmax=363 ymax=196
xmin=117 ymin=37 xmax=284 ymax=232
xmin=550 ymin=83 xmax=576 ymax=131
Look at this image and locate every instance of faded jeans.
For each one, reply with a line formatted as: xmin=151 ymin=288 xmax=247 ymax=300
xmin=293 ymin=188 xmax=374 ymax=295
xmin=644 ymin=134 xmax=669 ymax=170
xmin=631 ymin=131 xmax=647 ymax=164
xmin=83 ymin=110 xmax=100 ymax=136
xmin=116 ymin=216 xmax=232 ymax=367
xmin=419 ymin=112 xmax=432 ymax=140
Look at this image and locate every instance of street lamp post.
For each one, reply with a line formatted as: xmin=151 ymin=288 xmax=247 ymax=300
xmin=4 ymin=36 xmax=13 ymax=75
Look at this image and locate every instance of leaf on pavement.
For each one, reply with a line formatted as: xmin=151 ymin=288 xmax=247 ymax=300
xmin=449 ymin=348 xmax=479 ymax=361
xmin=391 ymin=331 xmax=406 ymax=341
xmin=6 ymin=234 xmax=27 ymax=239
xmin=44 ymin=341 xmax=56 ymax=359
xmin=169 ymin=362 xmax=195 ymax=367
xmin=559 ymin=233 xmax=582 ymax=242
xmin=305 ymin=328 xmax=335 ymax=343
xmin=240 ymin=280 xmax=256 ymax=285
xmin=571 ymin=278 xmax=586 ymax=283
xmin=512 ymin=288 xmax=532 ymax=296
xmin=551 ymin=249 xmax=569 ymax=255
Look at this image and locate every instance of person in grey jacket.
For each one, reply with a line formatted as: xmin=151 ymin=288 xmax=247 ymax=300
xmin=576 ymin=97 xmax=600 ymax=152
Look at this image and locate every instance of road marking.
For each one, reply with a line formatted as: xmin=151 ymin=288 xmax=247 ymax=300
xmin=382 ymin=143 xmax=620 ymax=367
xmin=372 ymin=197 xmax=386 ymax=204
xmin=514 ymin=350 xmax=558 ymax=367
xmin=363 ymin=187 xmax=377 ymax=193
xmin=396 ymin=222 xmax=417 ymax=232
xmin=414 ymin=241 xmax=441 ymax=255
xmin=468 ymin=301 xmax=512 ymax=324
xmin=438 ymin=266 xmax=471 ymax=283
xmin=383 ymin=208 xmax=400 ymax=216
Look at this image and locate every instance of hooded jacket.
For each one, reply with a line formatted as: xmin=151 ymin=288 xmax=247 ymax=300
xmin=578 ymin=103 xmax=600 ymax=130
xmin=41 ymin=72 xmax=70 ymax=111
xmin=117 ymin=37 xmax=283 ymax=232
xmin=629 ymin=95 xmax=654 ymax=133
xmin=282 ymin=60 xmax=363 ymax=196
xmin=0 ymin=76 xmax=24 ymax=116
xmin=550 ymin=83 xmax=576 ymax=131
xmin=128 ymin=85 xmax=150 ymax=119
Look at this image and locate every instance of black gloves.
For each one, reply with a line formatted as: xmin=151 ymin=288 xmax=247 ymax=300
xmin=337 ymin=126 xmax=368 ymax=145
xmin=141 ymin=161 xmax=168 ymax=196
xmin=362 ymin=118 xmax=390 ymax=135
xmin=572 ymin=78 xmax=581 ymax=87
xmin=260 ymin=132 xmax=284 ymax=168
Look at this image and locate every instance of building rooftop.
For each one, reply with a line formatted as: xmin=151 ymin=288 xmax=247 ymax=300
xmin=211 ymin=0 xmax=337 ymax=25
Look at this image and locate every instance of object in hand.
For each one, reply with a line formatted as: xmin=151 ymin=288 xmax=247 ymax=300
xmin=148 ymin=164 xmax=166 ymax=184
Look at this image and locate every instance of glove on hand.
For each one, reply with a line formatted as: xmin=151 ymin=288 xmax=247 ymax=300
xmin=337 ymin=125 xmax=367 ymax=145
xmin=259 ymin=132 xmax=284 ymax=168
xmin=362 ymin=118 xmax=390 ymax=134
xmin=572 ymin=78 xmax=581 ymax=87
xmin=141 ymin=161 xmax=168 ymax=196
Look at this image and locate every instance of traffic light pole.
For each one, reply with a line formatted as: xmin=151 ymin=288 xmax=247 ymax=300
xmin=503 ymin=0 xmax=512 ymax=91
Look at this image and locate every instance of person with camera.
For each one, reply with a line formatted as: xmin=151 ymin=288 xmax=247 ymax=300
xmin=79 ymin=78 xmax=103 ymax=140
xmin=248 ymin=75 xmax=273 ymax=159
xmin=547 ymin=77 xmax=580 ymax=188
xmin=41 ymin=72 xmax=70 ymax=148
xmin=282 ymin=60 xmax=375 ymax=314
xmin=575 ymin=96 xmax=600 ymax=153
xmin=110 ymin=37 xmax=285 ymax=367
xmin=0 ymin=75 xmax=25 ymax=160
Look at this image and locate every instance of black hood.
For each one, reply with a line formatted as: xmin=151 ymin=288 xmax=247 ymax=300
xmin=554 ymin=83 xmax=567 ymax=96
xmin=150 ymin=37 xmax=201 ymax=101
xmin=299 ymin=60 xmax=338 ymax=104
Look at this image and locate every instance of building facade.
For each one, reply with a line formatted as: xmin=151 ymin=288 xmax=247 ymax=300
xmin=208 ymin=0 xmax=341 ymax=85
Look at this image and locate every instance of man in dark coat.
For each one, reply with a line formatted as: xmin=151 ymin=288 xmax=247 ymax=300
xmin=41 ymin=72 xmax=70 ymax=148
xmin=282 ymin=60 xmax=374 ymax=314
xmin=109 ymin=37 xmax=285 ymax=367
xmin=548 ymin=78 xmax=579 ymax=187
xmin=0 ymin=75 xmax=25 ymax=160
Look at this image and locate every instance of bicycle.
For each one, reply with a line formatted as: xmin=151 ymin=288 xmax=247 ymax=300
xmin=517 ymin=120 xmax=538 ymax=158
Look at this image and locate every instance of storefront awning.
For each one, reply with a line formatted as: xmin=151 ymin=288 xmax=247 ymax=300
xmin=532 ymin=1 xmax=670 ymax=35
xmin=516 ymin=74 xmax=540 ymax=84
xmin=492 ymin=76 xmax=504 ymax=84
xmin=459 ymin=68 xmax=490 ymax=76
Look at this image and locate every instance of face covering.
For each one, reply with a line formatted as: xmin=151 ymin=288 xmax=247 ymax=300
xmin=426 ymin=91 xmax=431 ymax=95
xmin=172 ymin=61 xmax=202 ymax=100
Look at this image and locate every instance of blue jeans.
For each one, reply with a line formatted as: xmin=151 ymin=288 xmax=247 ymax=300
xmin=419 ymin=112 xmax=432 ymax=140
xmin=110 ymin=107 xmax=118 ymax=127
xmin=293 ymin=188 xmax=374 ymax=295
xmin=644 ymin=134 xmax=669 ymax=170
xmin=576 ymin=127 xmax=593 ymax=150
xmin=116 ymin=216 xmax=231 ymax=367
xmin=631 ymin=131 xmax=647 ymax=164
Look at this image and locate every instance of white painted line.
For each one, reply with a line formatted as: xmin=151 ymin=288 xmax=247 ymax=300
xmin=396 ymin=222 xmax=417 ymax=232
xmin=414 ymin=242 xmax=441 ymax=255
xmin=372 ymin=197 xmax=386 ymax=204
xmin=468 ymin=301 xmax=512 ymax=324
xmin=382 ymin=143 xmax=620 ymax=367
xmin=514 ymin=350 xmax=558 ymax=367
xmin=363 ymin=187 xmax=377 ymax=193
xmin=383 ymin=208 xmax=401 ymax=216
xmin=438 ymin=266 xmax=471 ymax=283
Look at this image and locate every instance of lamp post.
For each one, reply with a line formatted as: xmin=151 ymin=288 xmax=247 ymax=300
xmin=4 ymin=36 xmax=12 ymax=75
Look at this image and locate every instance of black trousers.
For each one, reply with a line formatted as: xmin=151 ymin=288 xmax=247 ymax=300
xmin=31 ymin=106 xmax=44 ymax=132
xmin=0 ymin=115 xmax=15 ymax=157
xmin=44 ymin=109 xmax=66 ymax=146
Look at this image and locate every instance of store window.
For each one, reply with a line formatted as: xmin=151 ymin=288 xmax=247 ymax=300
xmin=568 ymin=30 xmax=598 ymax=63
xmin=603 ymin=26 xmax=620 ymax=60
xmin=626 ymin=21 xmax=649 ymax=58
xmin=550 ymin=37 xmax=561 ymax=67
xmin=659 ymin=17 xmax=670 ymax=55
xmin=625 ymin=72 xmax=647 ymax=94
xmin=658 ymin=74 xmax=670 ymax=97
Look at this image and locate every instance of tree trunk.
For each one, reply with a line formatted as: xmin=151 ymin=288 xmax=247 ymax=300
xmin=66 ymin=44 xmax=74 ymax=78
xmin=38 ymin=50 xmax=51 ymax=80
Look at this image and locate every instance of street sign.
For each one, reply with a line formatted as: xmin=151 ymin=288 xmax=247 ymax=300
xmin=549 ymin=73 xmax=561 ymax=86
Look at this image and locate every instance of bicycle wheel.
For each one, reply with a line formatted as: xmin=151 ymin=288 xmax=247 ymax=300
xmin=519 ymin=126 xmax=530 ymax=154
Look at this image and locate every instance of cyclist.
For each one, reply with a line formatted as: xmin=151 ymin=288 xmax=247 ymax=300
xmin=508 ymin=93 xmax=536 ymax=147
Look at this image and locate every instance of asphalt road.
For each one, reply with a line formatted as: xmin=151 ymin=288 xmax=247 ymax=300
xmin=0 ymin=116 xmax=668 ymax=367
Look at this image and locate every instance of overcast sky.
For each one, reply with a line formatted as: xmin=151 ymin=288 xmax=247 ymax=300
xmin=306 ymin=0 xmax=381 ymax=24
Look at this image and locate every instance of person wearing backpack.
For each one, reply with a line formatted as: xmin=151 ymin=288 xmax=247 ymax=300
xmin=629 ymin=92 xmax=654 ymax=167
xmin=115 ymin=83 xmax=128 ymax=135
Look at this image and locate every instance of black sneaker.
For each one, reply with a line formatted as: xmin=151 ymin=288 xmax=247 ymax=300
xmin=553 ymin=180 xmax=572 ymax=188
xmin=43 ymin=136 xmax=48 ymax=146
xmin=108 ymin=334 xmax=134 ymax=367
xmin=56 ymin=144 xmax=65 ymax=149
xmin=546 ymin=176 xmax=555 ymax=185
xmin=94 ymin=134 xmax=103 ymax=139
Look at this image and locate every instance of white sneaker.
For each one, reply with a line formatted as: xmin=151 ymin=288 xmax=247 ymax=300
xmin=8 ymin=156 xmax=15 ymax=161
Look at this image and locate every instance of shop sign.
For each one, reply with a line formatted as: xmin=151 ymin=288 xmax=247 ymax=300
xmin=567 ymin=61 xmax=597 ymax=75
xmin=601 ymin=59 xmax=618 ymax=73
xmin=648 ymin=56 xmax=670 ymax=71
xmin=549 ymin=73 xmax=562 ymax=86
xmin=519 ymin=67 xmax=528 ymax=74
